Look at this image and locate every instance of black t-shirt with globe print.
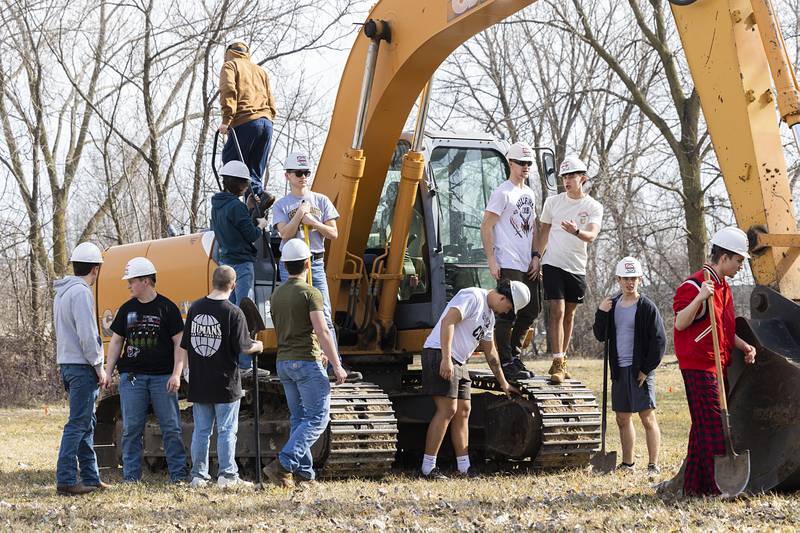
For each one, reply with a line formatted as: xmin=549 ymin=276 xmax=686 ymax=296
xmin=111 ymin=294 xmax=184 ymax=375
xmin=180 ymin=297 xmax=252 ymax=404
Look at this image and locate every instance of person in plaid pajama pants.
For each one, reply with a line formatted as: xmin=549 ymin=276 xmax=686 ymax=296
xmin=672 ymin=228 xmax=756 ymax=496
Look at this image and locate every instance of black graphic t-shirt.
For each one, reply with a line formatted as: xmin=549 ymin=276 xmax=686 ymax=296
xmin=111 ymin=294 xmax=184 ymax=375
xmin=180 ymin=297 xmax=253 ymax=404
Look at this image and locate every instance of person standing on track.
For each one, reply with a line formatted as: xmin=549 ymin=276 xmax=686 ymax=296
xmin=54 ymin=242 xmax=109 ymax=496
xmin=218 ymin=37 xmax=277 ymax=212
xmin=481 ymin=141 xmax=542 ymax=381
xmin=672 ymin=227 xmax=757 ymax=496
xmin=592 ymin=256 xmax=666 ymax=474
xmin=211 ymin=160 xmax=268 ymax=374
xmin=273 ymin=152 xmax=339 ymax=345
xmin=535 ymin=154 xmax=603 ymax=384
xmin=419 ymin=280 xmax=525 ymax=479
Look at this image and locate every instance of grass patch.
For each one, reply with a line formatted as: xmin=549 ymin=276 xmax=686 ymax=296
xmin=1 ymin=356 xmax=798 ymax=531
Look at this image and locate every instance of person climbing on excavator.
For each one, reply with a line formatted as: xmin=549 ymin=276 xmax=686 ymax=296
xmin=273 ymin=152 xmax=339 ymax=345
xmin=211 ymin=160 xmax=269 ymax=375
xmin=218 ymin=37 xmax=277 ymax=214
xmin=672 ymin=226 xmax=757 ymax=497
xmin=535 ymin=154 xmax=603 ymax=384
xmin=481 ymin=141 xmax=542 ymax=381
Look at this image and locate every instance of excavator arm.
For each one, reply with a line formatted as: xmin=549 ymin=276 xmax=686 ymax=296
xmin=315 ymin=0 xmax=800 ymax=320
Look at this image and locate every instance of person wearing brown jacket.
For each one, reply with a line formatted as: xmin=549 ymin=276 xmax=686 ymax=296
xmin=218 ymin=38 xmax=277 ymax=211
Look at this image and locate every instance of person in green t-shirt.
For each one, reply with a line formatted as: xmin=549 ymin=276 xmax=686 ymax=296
xmin=264 ymin=238 xmax=347 ymax=487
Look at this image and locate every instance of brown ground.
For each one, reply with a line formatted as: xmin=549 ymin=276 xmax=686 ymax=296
xmin=0 ymin=356 xmax=798 ymax=531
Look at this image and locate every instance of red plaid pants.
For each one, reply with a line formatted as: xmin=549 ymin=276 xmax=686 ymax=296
xmin=681 ymin=369 xmax=725 ymax=496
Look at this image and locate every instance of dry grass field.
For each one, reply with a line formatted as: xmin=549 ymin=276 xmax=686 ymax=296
xmin=1 ymin=356 xmax=798 ymax=531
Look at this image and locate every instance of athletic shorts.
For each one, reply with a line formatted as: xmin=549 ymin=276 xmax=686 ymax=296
xmin=542 ymin=264 xmax=587 ymax=303
xmin=611 ymin=366 xmax=656 ymax=413
xmin=421 ymin=348 xmax=471 ymax=400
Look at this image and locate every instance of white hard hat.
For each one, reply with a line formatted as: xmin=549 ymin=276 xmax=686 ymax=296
xmin=615 ymin=256 xmax=643 ymax=278
xmin=506 ymin=142 xmax=534 ymax=162
xmin=283 ymin=152 xmax=311 ymax=171
xmin=710 ymin=226 xmax=750 ymax=259
xmin=509 ymin=280 xmax=531 ymax=314
xmin=70 ymin=242 xmax=103 ymax=264
xmin=281 ymin=239 xmax=311 ymax=262
xmin=122 ymin=257 xmax=157 ymax=280
xmin=220 ymin=160 xmax=251 ymax=180
xmin=559 ymin=154 xmax=588 ymax=176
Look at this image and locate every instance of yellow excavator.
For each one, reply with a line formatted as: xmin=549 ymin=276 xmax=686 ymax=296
xmin=93 ymin=0 xmax=800 ymax=489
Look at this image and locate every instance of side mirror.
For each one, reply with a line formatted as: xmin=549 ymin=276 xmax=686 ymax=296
xmin=541 ymin=151 xmax=557 ymax=195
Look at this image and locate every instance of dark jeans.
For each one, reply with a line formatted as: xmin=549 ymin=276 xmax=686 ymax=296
xmin=222 ymin=117 xmax=273 ymax=196
xmin=494 ymin=268 xmax=542 ymax=365
xmin=56 ymin=364 xmax=101 ymax=486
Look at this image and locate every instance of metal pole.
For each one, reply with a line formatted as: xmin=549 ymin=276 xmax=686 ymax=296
xmin=352 ymin=39 xmax=381 ymax=150
xmin=253 ymin=353 xmax=262 ymax=487
xmin=411 ymin=79 xmax=433 ymax=153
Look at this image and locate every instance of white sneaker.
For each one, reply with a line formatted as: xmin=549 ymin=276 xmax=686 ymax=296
xmin=217 ymin=475 xmax=254 ymax=489
xmin=189 ymin=477 xmax=208 ymax=488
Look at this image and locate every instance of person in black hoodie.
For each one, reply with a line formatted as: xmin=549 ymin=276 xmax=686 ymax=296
xmin=593 ymin=256 xmax=666 ymax=475
xmin=211 ymin=160 xmax=268 ymax=373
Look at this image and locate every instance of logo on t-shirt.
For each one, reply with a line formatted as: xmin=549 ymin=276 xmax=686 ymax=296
xmin=190 ymin=314 xmax=222 ymax=357
xmin=471 ymin=310 xmax=493 ymax=342
xmin=578 ymin=210 xmax=589 ymax=226
xmin=510 ymin=195 xmax=535 ymax=238
xmin=125 ymin=311 xmax=161 ymax=358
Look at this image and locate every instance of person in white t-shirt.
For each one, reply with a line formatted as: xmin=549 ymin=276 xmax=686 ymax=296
xmin=534 ymin=154 xmax=603 ymax=384
xmin=418 ymin=280 xmax=526 ymax=479
xmin=480 ymin=141 xmax=542 ymax=381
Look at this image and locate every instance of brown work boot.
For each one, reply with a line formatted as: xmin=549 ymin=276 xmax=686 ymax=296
xmin=263 ymin=459 xmax=294 ymax=488
xmin=548 ymin=357 xmax=567 ymax=384
xmin=56 ymin=482 xmax=97 ymax=496
xmin=86 ymin=481 xmax=111 ymax=491
xmin=563 ymin=357 xmax=572 ymax=380
xmin=294 ymin=475 xmax=317 ymax=489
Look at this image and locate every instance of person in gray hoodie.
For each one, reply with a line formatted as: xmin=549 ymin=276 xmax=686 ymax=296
xmin=54 ymin=242 xmax=108 ymax=496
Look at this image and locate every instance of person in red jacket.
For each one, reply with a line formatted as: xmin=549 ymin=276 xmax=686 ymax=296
xmin=673 ymin=226 xmax=757 ymax=496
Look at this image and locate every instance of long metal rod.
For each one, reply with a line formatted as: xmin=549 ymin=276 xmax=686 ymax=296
xmin=411 ymin=79 xmax=434 ymax=153
xmin=352 ymin=39 xmax=381 ymax=150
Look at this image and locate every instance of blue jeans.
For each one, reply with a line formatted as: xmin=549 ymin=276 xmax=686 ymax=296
xmin=119 ymin=373 xmax=187 ymax=482
xmin=221 ymin=261 xmax=255 ymax=369
xmin=279 ymin=257 xmax=337 ymax=345
xmin=190 ymin=400 xmax=241 ymax=480
xmin=56 ymin=364 xmax=101 ymax=487
xmin=222 ymin=117 xmax=273 ymax=196
xmin=276 ymin=360 xmax=331 ymax=480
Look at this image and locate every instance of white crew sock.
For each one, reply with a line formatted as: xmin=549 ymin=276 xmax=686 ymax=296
xmin=552 ymin=352 xmax=565 ymax=359
xmin=421 ymin=454 xmax=437 ymax=475
xmin=456 ymin=455 xmax=471 ymax=474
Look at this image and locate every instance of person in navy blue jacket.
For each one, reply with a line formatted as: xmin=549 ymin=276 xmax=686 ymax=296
xmin=593 ymin=256 xmax=666 ymax=474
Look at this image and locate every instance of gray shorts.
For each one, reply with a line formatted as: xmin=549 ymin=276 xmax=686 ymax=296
xmin=421 ymin=348 xmax=471 ymax=400
xmin=611 ymin=366 xmax=656 ymax=413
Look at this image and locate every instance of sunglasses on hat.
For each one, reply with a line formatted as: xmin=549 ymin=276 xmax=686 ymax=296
xmin=510 ymin=159 xmax=533 ymax=167
xmin=289 ymin=170 xmax=311 ymax=177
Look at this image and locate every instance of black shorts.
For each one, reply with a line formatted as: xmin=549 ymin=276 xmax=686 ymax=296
xmin=611 ymin=366 xmax=656 ymax=413
xmin=421 ymin=348 xmax=471 ymax=400
xmin=542 ymin=264 xmax=587 ymax=303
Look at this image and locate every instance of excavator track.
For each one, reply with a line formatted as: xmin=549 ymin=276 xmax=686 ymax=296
xmin=320 ymin=381 xmax=398 ymax=478
xmin=471 ymin=372 xmax=602 ymax=468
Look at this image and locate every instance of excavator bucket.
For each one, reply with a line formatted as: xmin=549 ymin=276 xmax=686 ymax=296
xmin=726 ymin=286 xmax=800 ymax=492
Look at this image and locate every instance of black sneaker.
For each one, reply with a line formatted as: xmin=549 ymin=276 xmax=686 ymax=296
xmin=419 ymin=467 xmax=448 ymax=480
xmin=502 ymin=362 xmax=531 ymax=381
xmin=513 ymin=358 xmax=533 ymax=378
xmin=454 ymin=467 xmax=481 ymax=479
